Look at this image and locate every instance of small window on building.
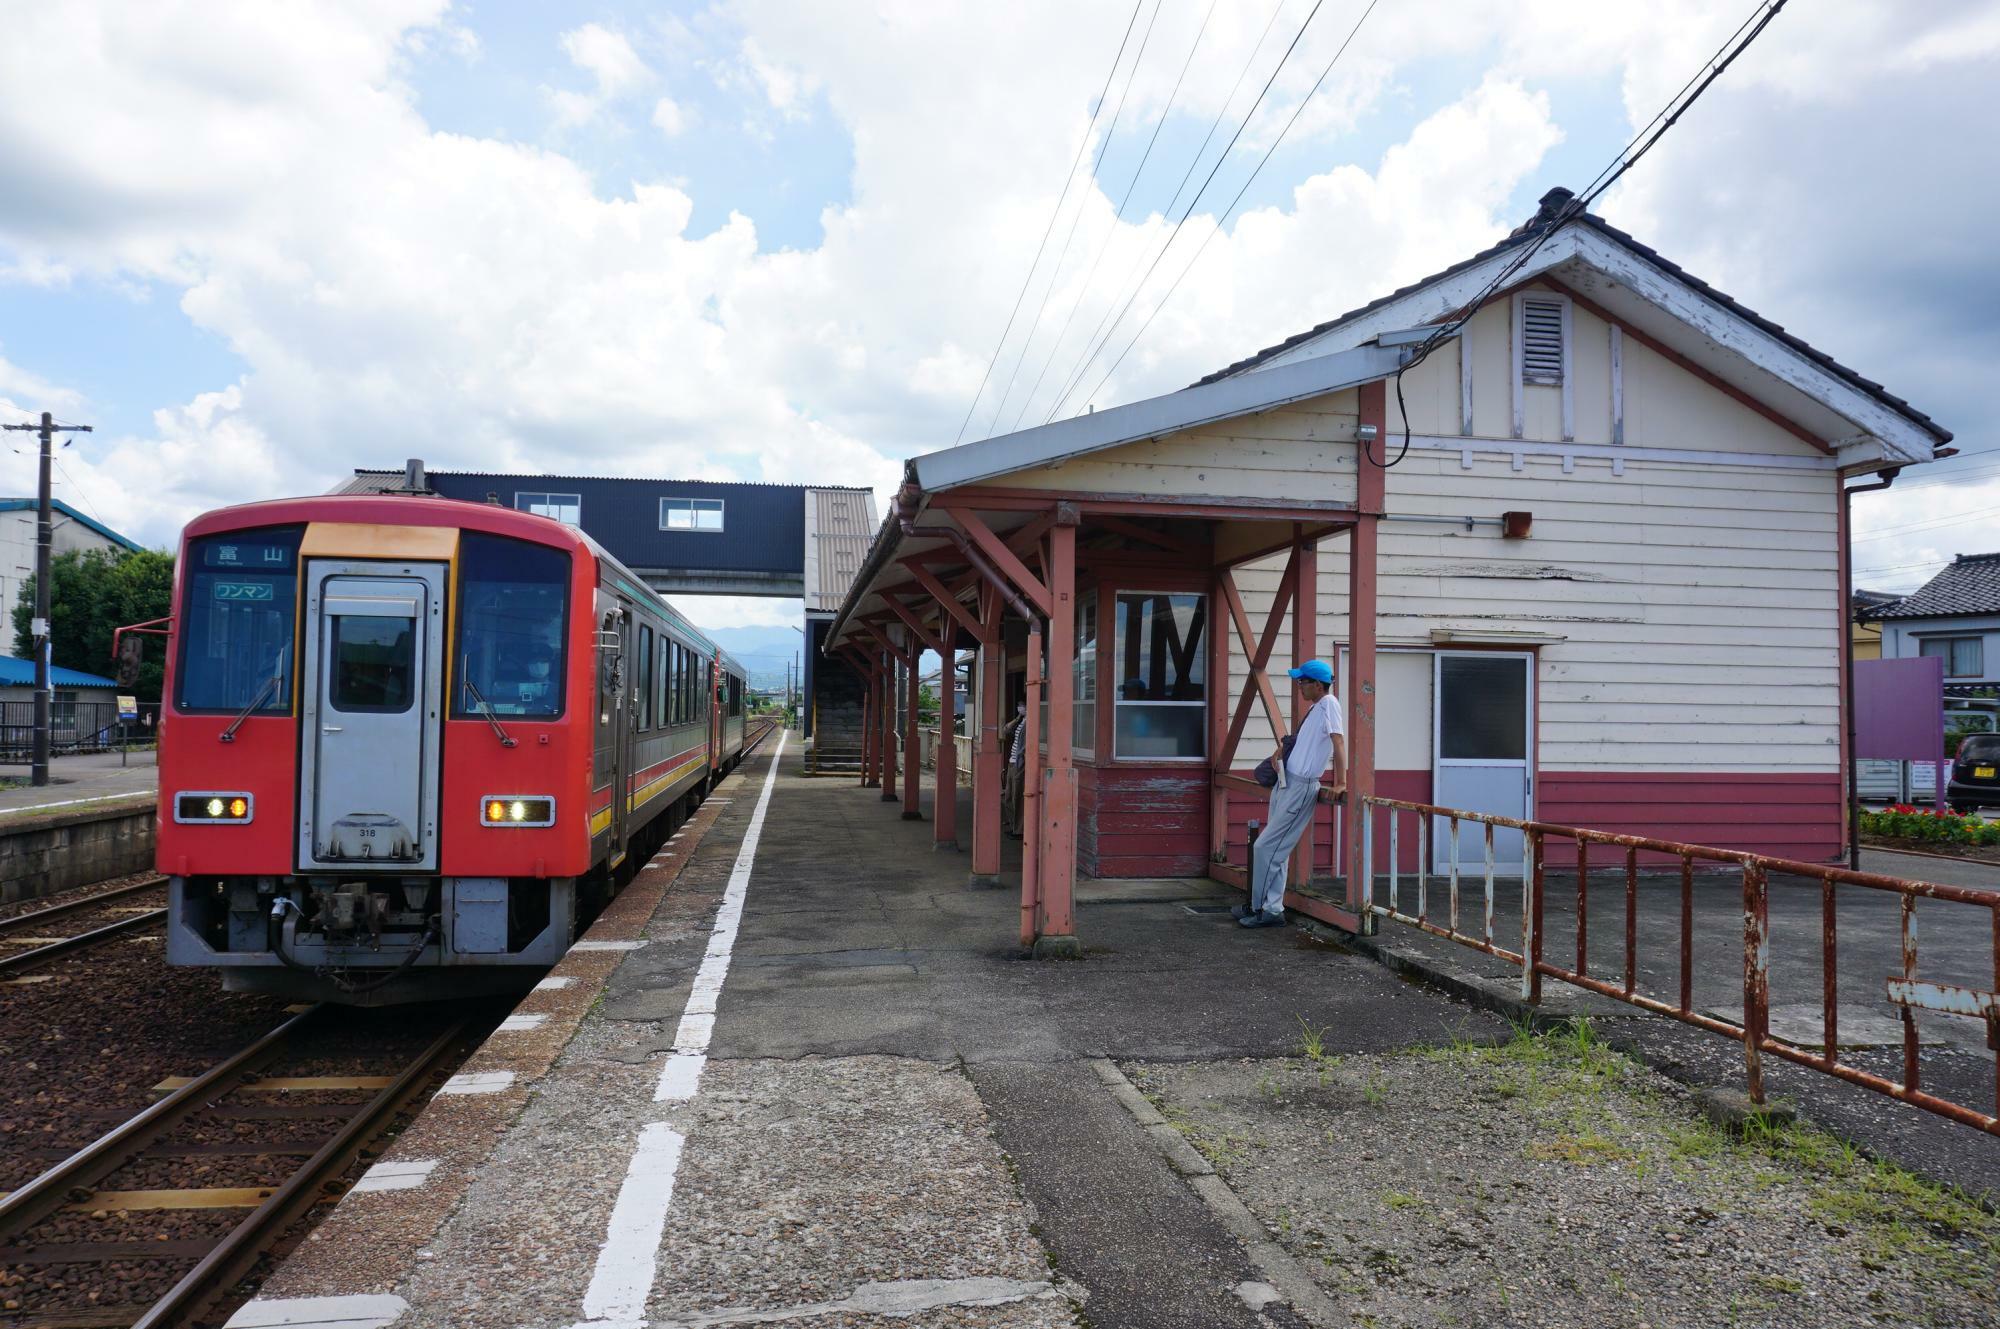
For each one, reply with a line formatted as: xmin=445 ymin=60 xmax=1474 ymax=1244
xmin=1073 ymin=591 xmax=1097 ymax=757
xmin=1113 ymin=592 xmax=1207 ymax=759
xmin=1518 ymin=295 xmax=1567 ymax=386
xmin=661 ymin=498 xmax=725 ymax=532
xmin=514 ymin=492 xmax=582 ymax=525
xmin=1922 ymin=636 xmax=1984 ymax=679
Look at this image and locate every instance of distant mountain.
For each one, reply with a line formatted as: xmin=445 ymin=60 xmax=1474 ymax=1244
xmin=702 ymin=625 xmax=805 ymax=690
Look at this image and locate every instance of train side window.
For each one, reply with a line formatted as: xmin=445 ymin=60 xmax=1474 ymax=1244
xmin=637 ymin=624 xmax=653 ymax=729
xmin=655 ymin=635 xmax=668 ymax=730
xmin=175 ymin=527 xmax=304 ymax=714
xmin=330 ymin=616 xmax=415 ymax=712
xmin=453 ymin=532 xmax=569 ymax=719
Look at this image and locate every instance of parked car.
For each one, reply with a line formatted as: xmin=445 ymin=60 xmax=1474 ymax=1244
xmin=1947 ymin=734 xmax=2000 ymax=813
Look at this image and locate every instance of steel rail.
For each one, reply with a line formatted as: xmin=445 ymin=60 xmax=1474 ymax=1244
xmin=0 ymin=906 xmax=170 ymax=978
xmin=130 ymin=1017 xmax=473 ymax=1329
xmin=0 ymin=876 xmax=165 ymax=937
xmin=0 ymin=1007 xmax=322 ymax=1238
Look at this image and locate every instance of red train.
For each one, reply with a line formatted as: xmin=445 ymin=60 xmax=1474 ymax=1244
xmin=157 ymin=494 xmax=752 ymax=1004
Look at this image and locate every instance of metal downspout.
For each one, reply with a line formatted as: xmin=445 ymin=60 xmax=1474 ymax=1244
xmin=1843 ymin=466 xmax=1901 ymax=871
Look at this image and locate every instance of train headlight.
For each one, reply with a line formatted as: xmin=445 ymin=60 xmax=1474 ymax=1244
xmin=481 ymin=795 xmax=554 ymax=827
xmin=175 ymin=792 xmax=254 ymax=824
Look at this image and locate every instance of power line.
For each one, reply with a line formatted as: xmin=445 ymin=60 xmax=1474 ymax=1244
xmin=1851 ymin=508 xmax=1997 ymax=543
xmin=1046 ymin=0 xmax=1337 ymax=421
xmin=1039 ymin=0 xmax=1292 ymax=425
xmin=1071 ymin=0 xmax=1382 ymax=415
xmin=1379 ymin=0 xmax=1790 ymax=465
xmin=984 ymin=0 xmax=1168 ymax=437
xmin=951 ymin=0 xmax=1147 ymax=446
xmin=1004 ymin=0 xmax=1222 ymax=435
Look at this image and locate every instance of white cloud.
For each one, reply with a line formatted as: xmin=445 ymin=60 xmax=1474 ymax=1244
xmin=0 ymin=0 xmax=1989 ymax=601
xmin=547 ymin=23 xmax=652 ymax=129
xmin=651 ymin=95 xmax=686 ymax=137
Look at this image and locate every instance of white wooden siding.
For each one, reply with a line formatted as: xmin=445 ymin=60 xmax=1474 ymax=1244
xmin=1208 ymin=296 xmax=1840 ymax=774
xmin=989 ymin=403 xmax=1360 ymax=505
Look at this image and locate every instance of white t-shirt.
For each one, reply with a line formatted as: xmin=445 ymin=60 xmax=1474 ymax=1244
xmin=1285 ymin=692 xmax=1345 ymax=782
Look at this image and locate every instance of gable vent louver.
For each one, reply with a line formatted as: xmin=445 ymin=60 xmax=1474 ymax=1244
xmin=1521 ymin=297 xmax=1566 ymax=386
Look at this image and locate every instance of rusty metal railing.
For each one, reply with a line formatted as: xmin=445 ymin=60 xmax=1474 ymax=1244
xmin=1358 ymin=795 xmax=2000 ymax=1137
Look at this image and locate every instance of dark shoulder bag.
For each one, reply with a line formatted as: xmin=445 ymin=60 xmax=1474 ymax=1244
xmin=1252 ymin=735 xmax=1296 ymax=788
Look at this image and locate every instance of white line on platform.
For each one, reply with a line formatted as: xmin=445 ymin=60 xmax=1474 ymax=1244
xmin=351 ymin=1158 xmax=439 ymax=1193
xmin=572 ymin=939 xmax=647 ymax=952
xmin=654 ymin=731 xmax=785 ymax=1104
xmin=573 ymin=737 xmax=786 ymax=1329
xmin=579 ymin=1121 xmax=686 ymax=1323
xmin=1 ymin=792 xmax=147 ymax=815
xmin=534 ymin=976 xmax=575 ymax=991
xmin=223 ymin=1293 xmax=409 ymax=1327
xmin=498 ymin=1013 xmax=548 ymax=1032
xmin=438 ymin=1070 xmax=515 ymax=1095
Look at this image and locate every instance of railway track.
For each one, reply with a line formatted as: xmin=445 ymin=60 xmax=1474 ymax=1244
xmin=0 ymin=1003 xmax=487 ymax=1327
xmin=0 ymin=879 xmax=168 ymax=981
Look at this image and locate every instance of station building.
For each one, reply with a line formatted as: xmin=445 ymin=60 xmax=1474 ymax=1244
xmin=824 ymin=188 xmax=1949 ymax=951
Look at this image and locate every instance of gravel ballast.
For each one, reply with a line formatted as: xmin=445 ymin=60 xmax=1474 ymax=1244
xmin=1131 ymin=1025 xmax=2000 ymax=1328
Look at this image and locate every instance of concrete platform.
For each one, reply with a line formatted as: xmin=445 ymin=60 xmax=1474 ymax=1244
xmin=236 ymin=733 xmax=1514 ymax=1329
xmin=0 ymin=746 xmax=156 ymax=822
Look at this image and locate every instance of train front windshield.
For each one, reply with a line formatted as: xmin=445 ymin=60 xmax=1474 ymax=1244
xmin=454 ymin=532 xmax=570 ymax=717
xmin=175 ymin=527 xmax=304 ymax=712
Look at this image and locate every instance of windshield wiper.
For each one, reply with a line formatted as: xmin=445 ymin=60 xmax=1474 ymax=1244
xmin=462 ymin=673 xmax=519 ymax=748
xmin=219 ymin=662 xmax=284 ymax=744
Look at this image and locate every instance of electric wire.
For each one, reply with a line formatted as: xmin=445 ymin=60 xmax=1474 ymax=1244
xmin=1851 ymin=509 xmax=1997 ymax=543
xmin=951 ymin=0 xmax=1146 ymax=446
xmin=1004 ymin=0 xmax=1222 ymax=436
xmin=983 ymin=0 xmax=1168 ymax=438
xmin=1045 ymin=0 xmax=1336 ymax=422
xmin=1376 ymin=0 xmax=1791 ymax=466
xmin=1070 ymin=0 xmax=1381 ymax=419
xmin=1039 ymin=0 xmax=1292 ymax=425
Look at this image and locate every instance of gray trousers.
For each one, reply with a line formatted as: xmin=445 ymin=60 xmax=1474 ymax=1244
xmin=1250 ymin=775 xmax=1319 ymax=916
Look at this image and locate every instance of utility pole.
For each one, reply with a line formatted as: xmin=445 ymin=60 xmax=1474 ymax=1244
xmin=3 ymin=411 xmax=93 ymax=786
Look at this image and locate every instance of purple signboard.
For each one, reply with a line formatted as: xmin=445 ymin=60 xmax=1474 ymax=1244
xmin=1855 ymin=656 xmax=1945 ymax=760
xmin=1855 ymin=656 xmax=1945 ymax=805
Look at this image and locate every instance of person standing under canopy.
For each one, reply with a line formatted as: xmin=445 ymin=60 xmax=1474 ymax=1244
xmin=1239 ymin=659 xmax=1345 ymax=929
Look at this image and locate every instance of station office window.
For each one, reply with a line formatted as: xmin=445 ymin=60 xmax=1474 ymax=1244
xmin=1921 ymin=636 xmax=1985 ymax=679
xmin=660 ymin=497 xmax=725 ymax=532
xmin=514 ymin=492 xmax=581 ymax=525
xmin=1114 ymin=592 xmax=1207 ymax=759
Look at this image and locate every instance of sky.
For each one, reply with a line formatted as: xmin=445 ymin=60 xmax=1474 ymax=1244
xmin=0 ymin=0 xmax=1995 ymax=633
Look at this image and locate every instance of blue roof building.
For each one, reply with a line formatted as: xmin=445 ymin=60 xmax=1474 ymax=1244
xmin=0 ymin=654 xmax=119 ymax=690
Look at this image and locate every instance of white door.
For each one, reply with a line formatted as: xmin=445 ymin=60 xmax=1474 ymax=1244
xmin=299 ymin=562 xmax=446 ymax=871
xmin=1432 ymin=652 xmax=1533 ymax=875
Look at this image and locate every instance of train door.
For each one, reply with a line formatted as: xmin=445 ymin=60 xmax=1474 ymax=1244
xmin=298 ymin=561 xmax=447 ymax=871
xmin=597 ymin=596 xmax=633 ymax=863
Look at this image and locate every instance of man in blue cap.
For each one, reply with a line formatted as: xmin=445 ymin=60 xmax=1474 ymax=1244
xmin=1240 ymin=658 xmax=1345 ymax=928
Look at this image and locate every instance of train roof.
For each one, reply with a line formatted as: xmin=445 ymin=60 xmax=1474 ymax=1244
xmin=182 ymin=494 xmax=748 ymax=679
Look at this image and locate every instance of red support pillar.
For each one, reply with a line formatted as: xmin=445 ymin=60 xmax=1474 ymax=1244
xmin=935 ymin=632 xmax=959 ymax=850
xmin=880 ymin=647 xmax=898 ymax=803
xmin=902 ymin=639 xmax=922 ymax=821
xmin=1289 ymin=528 xmax=1319 ymax=889
xmin=1036 ymin=516 xmax=1080 ymax=955
xmin=1346 ymin=383 xmax=1386 ymax=916
xmin=1208 ymin=566 xmax=1230 ymax=867
xmin=971 ymin=587 xmax=1004 ymax=886
xmin=1021 ymin=620 xmax=1042 ymax=948
xmin=859 ymin=660 xmax=877 ymax=787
